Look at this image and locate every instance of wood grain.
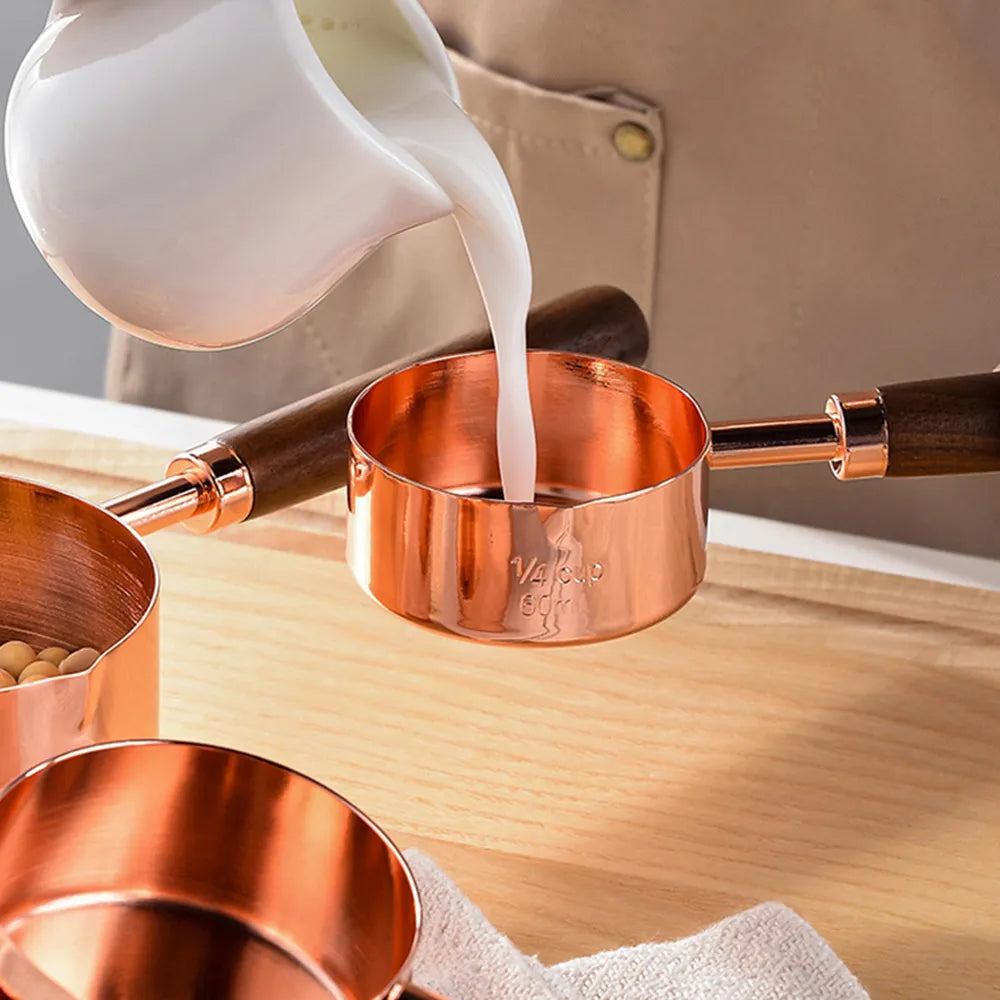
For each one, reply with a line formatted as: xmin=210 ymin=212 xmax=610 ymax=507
xmin=3 ymin=426 xmax=1000 ymax=1000
xmin=881 ymin=373 xmax=1000 ymax=477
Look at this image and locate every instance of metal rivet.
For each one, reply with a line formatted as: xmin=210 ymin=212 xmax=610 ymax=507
xmin=612 ymin=121 xmax=655 ymax=162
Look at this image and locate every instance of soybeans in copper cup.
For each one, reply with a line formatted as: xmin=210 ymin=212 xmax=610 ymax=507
xmin=0 ymin=479 xmax=160 ymax=791
xmin=0 ymin=741 xmax=448 ymax=1000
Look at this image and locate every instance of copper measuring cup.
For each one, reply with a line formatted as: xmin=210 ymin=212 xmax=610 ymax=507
xmin=345 ymin=353 xmax=1000 ymax=644
xmin=0 ymin=740 xmax=452 ymax=1000
xmin=0 ymin=287 xmax=649 ymax=787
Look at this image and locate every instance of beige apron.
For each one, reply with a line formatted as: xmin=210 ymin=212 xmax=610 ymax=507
xmin=106 ymin=0 xmax=1000 ymax=556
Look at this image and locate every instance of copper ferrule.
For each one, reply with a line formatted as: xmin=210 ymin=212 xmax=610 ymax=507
xmin=104 ymin=441 xmax=254 ymax=536
xmin=165 ymin=440 xmax=254 ymax=533
xmin=824 ymin=390 xmax=889 ymax=480
xmin=708 ymin=390 xmax=888 ymax=480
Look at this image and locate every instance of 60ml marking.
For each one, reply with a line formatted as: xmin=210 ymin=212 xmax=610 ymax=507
xmin=520 ymin=592 xmax=569 ymax=617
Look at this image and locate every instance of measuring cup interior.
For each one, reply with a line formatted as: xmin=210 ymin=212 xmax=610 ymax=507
xmin=347 ymin=352 xmax=712 ymax=644
xmin=0 ymin=742 xmax=419 ymax=1000
xmin=350 ymin=350 xmax=709 ymax=503
xmin=0 ymin=478 xmax=156 ymax=659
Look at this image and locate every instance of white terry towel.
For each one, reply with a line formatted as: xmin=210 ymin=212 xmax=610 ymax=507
xmin=406 ymin=850 xmax=870 ymax=1000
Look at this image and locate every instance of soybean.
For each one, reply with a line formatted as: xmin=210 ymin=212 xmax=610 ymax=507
xmin=59 ymin=647 xmax=100 ymax=676
xmin=0 ymin=642 xmax=37 ymax=680
xmin=37 ymin=647 xmax=70 ymax=666
xmin=18 ymin=661 xmax=60 ymax=684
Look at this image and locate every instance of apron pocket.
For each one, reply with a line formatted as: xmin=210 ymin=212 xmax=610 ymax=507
xmin=449 ymin=49 xmax=664 ymax=320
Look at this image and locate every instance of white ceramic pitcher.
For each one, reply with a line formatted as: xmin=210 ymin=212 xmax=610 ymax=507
xmin=5 ymin=0 xmax=458 ymax=348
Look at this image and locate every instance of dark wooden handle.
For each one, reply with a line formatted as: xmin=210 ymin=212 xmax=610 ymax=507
xmin=215 ymin=286 xmax=649 ymax=520
xmin=880 ymin=373 xmax=1000 ymax=477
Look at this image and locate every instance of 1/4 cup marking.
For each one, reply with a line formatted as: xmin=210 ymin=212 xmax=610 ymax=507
xmin=510 ymin=556 xmax=604 ymax=617
xmin=510 ymin=556 xmax=604 ymax=587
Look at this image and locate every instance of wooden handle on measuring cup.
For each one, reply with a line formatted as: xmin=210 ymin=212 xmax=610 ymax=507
xmin=214 ymin=286 xmax=649 ymax=521
xmin=879 ymin=372 xmax=1000 ymax=477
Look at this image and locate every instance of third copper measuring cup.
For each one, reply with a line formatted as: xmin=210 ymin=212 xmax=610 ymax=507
xmin=0 ymin=740 xmax=458 ymax=1000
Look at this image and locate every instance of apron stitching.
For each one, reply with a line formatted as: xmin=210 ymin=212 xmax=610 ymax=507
xmin=468 ymin=113 xmax=624 ymax=159
xmin=641 ymin=117 xmax=664 ymax=322
xmin=642 ymin=156 xmax=656 ymax=320
xmin=120 ymin=332 xmax=133 ymax=385
xmin=790 ymin=1 xmax=833 ymax=339
xmin=303 ymin=319 xmax=343 ymax=383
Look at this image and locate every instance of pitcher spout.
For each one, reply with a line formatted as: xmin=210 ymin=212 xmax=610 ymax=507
xmin=291 ymin=0 xmax=460 ymax=220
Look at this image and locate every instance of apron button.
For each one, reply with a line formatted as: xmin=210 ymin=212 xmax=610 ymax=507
xmin=612 ymin=121 xmax=655 ymax=162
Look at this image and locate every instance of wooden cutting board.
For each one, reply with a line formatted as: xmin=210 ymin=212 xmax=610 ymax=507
xmin=3 ymin=422 xmax=1000 ymax=1000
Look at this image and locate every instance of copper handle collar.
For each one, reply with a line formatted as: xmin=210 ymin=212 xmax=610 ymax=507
xmin=708 ymin=390 xmax=888 ymax=479
xmin=824 ymin=390 xmax=889 ymax=480
xmin=165 ymin=441 xmax=254 ymax=533
xmin=105 ymin=441 xmax=253 ymax=537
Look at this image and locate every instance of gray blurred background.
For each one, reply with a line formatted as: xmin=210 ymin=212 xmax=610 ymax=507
xmin=1 ymin=6 xmax=110 ymax=397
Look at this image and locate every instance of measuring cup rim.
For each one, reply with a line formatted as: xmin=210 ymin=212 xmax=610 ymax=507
xmin=346 ymin=349 xmax=712 ymax=509
xmin=0 ymin=738 xmax=425 ymax=997
xmin=0 ymin=474 xmax=160 ymax=696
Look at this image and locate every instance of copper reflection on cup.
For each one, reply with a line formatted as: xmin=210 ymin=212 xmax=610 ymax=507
xmin=346 ymin=351 xmax=710 ymax=644
xmin=0 ymin=741 xmax=444 ymax=1000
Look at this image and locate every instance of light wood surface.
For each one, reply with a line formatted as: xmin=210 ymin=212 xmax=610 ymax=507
xmin=3 ymin=423 xmax=1000 ymax=1000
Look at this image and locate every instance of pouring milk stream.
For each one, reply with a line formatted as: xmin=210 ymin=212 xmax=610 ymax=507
xmin=299 ymin=0 xmax=538 ymax=502
xmin=5 ymin=0 xmax=538 ymax=502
